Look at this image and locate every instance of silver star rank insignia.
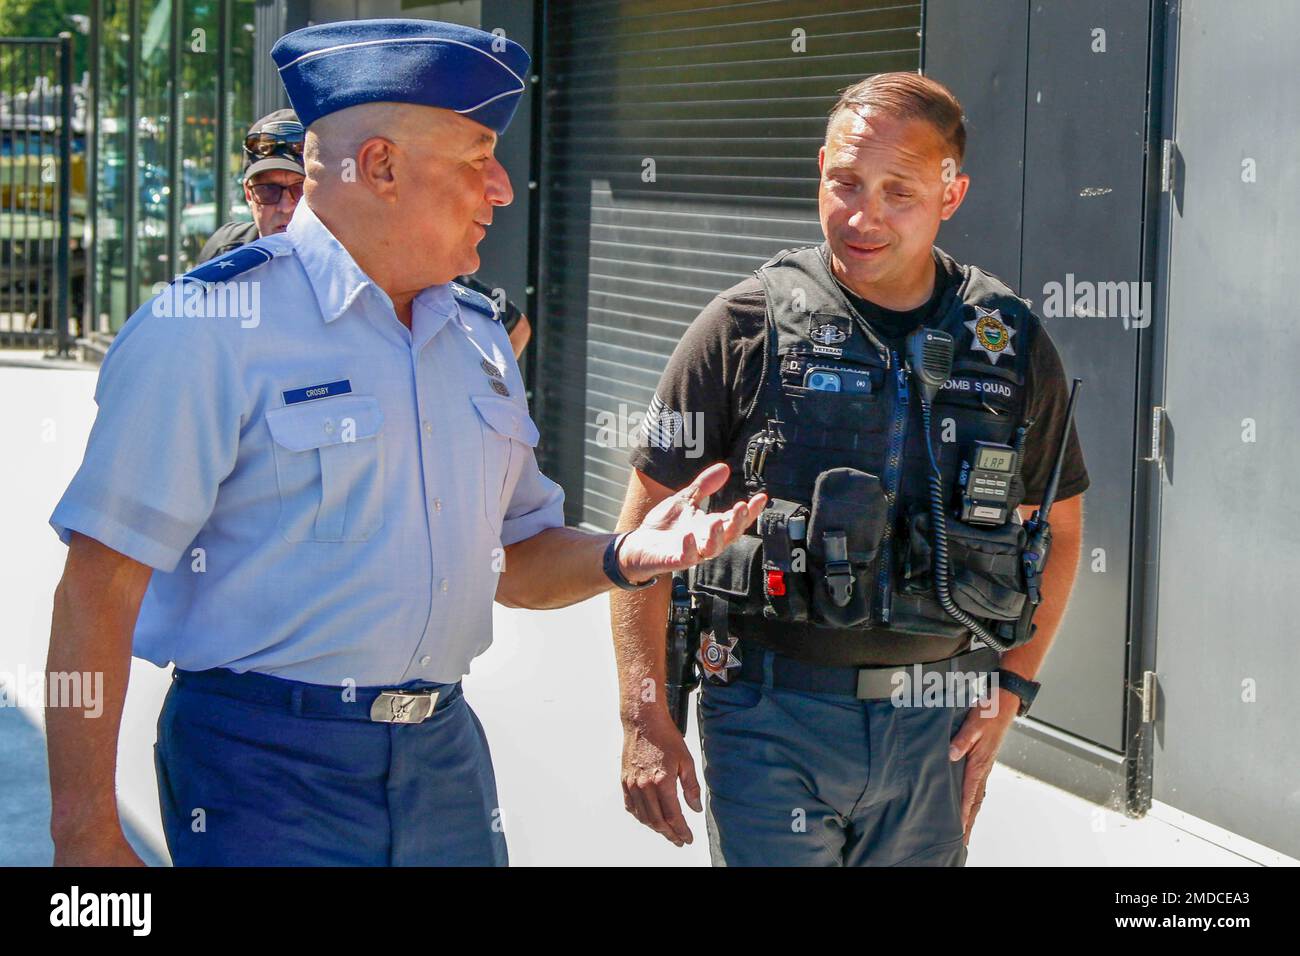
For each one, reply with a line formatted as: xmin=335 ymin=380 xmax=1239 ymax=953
xmin=697 ymin=630 xmax=742 ymax=683
xmin=964 ymin=306 xmax=1016 ymax=365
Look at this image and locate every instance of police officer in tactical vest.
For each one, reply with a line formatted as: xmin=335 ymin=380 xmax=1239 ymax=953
xmin=611 ymin=72 xmax=1089 ymax=866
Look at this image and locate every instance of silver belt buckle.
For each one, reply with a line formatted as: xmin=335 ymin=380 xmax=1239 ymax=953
xmin=370 ymin=689 xmax=440 ymax=724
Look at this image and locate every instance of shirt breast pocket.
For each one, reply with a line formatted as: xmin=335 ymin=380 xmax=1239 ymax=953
xmin=265 ymin=395 xmax=385 ymax=543
xmin=471 ymin=393 xmax=540 ymax=532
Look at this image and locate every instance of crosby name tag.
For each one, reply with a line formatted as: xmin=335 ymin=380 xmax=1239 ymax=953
xmin=282 ymin=379 xmax=352 ymax=405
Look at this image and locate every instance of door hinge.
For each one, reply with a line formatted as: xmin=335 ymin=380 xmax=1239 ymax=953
xmin=1139 ymin=671 xmax=1159 ymax=724
xmin=1160 ymin=139 xmax=1178 ymax=193
xmin=1143 ymin=405 xmax=1166 ymax=467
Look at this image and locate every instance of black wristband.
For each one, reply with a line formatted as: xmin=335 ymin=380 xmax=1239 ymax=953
xmin=996 ymin=668 xmax=1041 ymax=717
xmin=603 ymin=531 xmax=657 ymax=591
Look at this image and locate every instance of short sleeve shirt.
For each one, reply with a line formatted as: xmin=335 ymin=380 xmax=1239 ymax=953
xmin=627 ymin=248 xmax=1089 ymax=665
xmin=50 ymin=198 xmax=565 ymax=685
xmin=630 ymin=248 xmax=1090 ymax=506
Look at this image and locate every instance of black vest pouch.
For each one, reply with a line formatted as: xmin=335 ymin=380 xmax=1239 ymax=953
xmin=904 ymin=511 xmax=1028 ymax=622
xmin=948 ymin=519 xmax=1028 ymax=620
xmin=757 ymin=498 xmax=810 ymax=622
xmin=890 ymin=506 xmax=968 ymax=638
xmin=692 ymin=532 xmax=765 ymax=616
xmin=807 ymin=468 xmax=887 ymax=628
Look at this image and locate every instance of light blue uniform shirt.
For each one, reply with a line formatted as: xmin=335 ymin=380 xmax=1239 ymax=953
xmin=51 ymin=198 xmax=565 ymax=685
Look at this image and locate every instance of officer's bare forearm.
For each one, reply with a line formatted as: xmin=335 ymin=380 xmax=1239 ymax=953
xmin=610 ymin=569 xmax=673 ymax=724
xmin=611 ymin=470 xmax=678 ymax=724
xmin=45 ymin=534 xmax=151 ymax=845
xmin=999 ymin=494 xmax=1085 ymax=685
xmin=496 ymin=526 xmax=616 ymax=609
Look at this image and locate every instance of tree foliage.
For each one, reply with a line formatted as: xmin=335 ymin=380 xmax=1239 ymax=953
xmin=0 ymin=0 xmax=92 ymax=85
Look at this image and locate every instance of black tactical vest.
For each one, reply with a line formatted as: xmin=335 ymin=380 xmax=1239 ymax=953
xmin=693 ymin=243 xmax=1039 ymax=643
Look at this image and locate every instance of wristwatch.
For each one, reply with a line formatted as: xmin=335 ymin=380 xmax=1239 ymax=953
xmin=603 ymin=531 xmax=657 ymax=591
xmin=995 ymin=668 xmax=1041 ymax=717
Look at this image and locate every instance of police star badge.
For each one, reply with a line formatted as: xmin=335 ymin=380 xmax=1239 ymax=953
xmin=964 ymin=306 xmax=1017 ymax=365
xmin=697 ymin=630 xmax=742 ymax=683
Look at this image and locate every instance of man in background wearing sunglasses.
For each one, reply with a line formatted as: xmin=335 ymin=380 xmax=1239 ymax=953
xmin=197 ymin=109 xmax=306 ymax=263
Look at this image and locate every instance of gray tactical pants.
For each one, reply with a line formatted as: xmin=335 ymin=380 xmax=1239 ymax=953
xmin=698 ymin=647 xmax=974 ymax=867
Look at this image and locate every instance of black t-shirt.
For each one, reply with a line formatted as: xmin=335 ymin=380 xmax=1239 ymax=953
xmin=197 ymin=220 xmax=260 ymax=264
xmin=832 ymin=245 xmax=951 ymax=345
xmin=628 ymin=247 xmax=1090 ymax=666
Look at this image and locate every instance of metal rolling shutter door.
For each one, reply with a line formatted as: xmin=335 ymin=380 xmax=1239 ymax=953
xmin=538 ymin=0 xmax=922 ymax=529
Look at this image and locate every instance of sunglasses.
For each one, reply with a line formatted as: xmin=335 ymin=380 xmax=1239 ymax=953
xmin=248 ymin=181 xmax=304 ymax=205
xmin=243 ymin=128 xmax=305 ymax=160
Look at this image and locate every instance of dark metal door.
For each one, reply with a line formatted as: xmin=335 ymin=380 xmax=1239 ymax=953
xmin=0 ymin=35 xmax=75 ymax=352
xmin=926 ymin=0 xmax=1157 ymax=769
xmin=1151 ymin=0 xmax=1300 ymax=858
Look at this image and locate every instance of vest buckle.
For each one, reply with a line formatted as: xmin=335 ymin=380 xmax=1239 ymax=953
xmin=822 ymin=530 xmax=854 ymax=607
xmin=743 ymin=420 xmax=782 ymax=489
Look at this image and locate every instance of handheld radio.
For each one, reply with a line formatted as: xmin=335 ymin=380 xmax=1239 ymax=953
xmin=957 ymin=443 xmax=1018 ymax=526
xmin=906 ymin=327 xmax=1013 ymax=650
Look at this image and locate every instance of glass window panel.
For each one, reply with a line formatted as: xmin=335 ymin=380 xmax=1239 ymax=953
xmin=96 ymin=0 xmax=131 ymax=331
xmin=134 ymin=0 xmax=171 ymax=307
xmin=226 ymin=0 xmax=256 ymax=226
xmin=178 ymin=0 xmax=220 ymax=270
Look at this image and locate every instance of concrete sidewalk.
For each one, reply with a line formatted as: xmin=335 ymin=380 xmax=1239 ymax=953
xmin=0 ymin=593 xmax=1277 ymax=866
xmin=0 ymin=703 xmax=165 ymax=866
xmin=0 ymin=362 xmax=1286 ymax=867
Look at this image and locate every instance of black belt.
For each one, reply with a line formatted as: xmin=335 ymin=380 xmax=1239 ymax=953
xmin=172 ymin=667 xmax=458 ymax=723
xmin=729 ymin=640 xmax=1000 ymax=700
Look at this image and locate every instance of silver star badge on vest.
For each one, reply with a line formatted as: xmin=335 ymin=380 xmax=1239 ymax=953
xmin=964 ymin=306 xmax=1017 ymax=365
xmin=697 ymin=630 xmax=741 ymax=683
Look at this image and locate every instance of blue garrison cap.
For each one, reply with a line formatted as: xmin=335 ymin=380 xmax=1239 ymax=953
xmin=271 ymin=19 xmax=531 ymax=134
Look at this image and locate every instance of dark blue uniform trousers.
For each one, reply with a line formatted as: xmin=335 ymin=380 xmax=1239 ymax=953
xmin=153 ymin=668 xmax=507 ymax=866
xmin=698 ymin=648 xmax=974 ymax=867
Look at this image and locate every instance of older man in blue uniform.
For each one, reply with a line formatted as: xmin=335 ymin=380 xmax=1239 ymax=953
xmin=43 ymin=20 xmax=765 ymax=866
